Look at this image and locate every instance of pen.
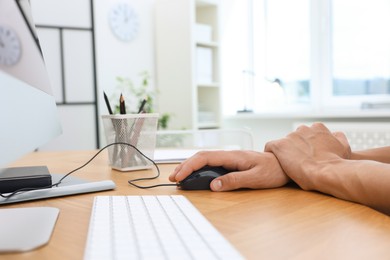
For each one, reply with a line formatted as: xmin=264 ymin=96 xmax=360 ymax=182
xmin=138 ymin=98 xmax=147 ymax=113
xmin=119 ymin=93 xmax=126 ymax=114
xmin=103 ymin=91 xmax=113 ymax=115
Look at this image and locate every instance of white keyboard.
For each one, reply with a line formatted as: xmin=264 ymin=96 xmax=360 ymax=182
xmin=84 ymin=195 xmax=243 ymax=260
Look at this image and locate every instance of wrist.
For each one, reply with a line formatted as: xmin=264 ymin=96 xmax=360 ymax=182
xmin=311 ymin=158 xmax=390 ymax=214
xmin=311 ymin=157 xmax=348 ymax=193
xmin=266 ymin=152 xmax=291 ymax=183
xmin=350 ymin=147 xmax=390 ymax=163
xmin=314 ymin=158 xmax=367 ymax=201
xmin=350 ymin=151 xmax=364 ymax=160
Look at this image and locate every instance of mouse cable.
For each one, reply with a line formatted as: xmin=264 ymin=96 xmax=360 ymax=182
xmin=0 ymin=142 xmax=177 ymax=199
xmin=56 ymin=142 xmax=176 ymax=189
xmin=121 ymin=143 xmax=178 ymax=189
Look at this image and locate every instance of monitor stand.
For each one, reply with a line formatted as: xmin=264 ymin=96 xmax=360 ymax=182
xmin=0 ymin=207 xmax=59 ymax=252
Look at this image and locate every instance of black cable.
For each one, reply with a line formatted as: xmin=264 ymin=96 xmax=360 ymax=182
xmin=0 ymin=142 xmax=177 ymax=199
xmin=120 ymin=143 xmax=178 ymax=189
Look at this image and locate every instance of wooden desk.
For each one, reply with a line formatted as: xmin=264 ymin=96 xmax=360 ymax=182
xmin=2 ymin=150 xmax=390 ymax=259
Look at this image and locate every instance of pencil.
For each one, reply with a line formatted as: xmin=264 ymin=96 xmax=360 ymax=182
xmin=103 ymin=91 xmax=113 ymax=115
xmin=119 ymin=93 xmax=126 ymax=114
xmin=138 ymin=98 xmax=147 ymax=113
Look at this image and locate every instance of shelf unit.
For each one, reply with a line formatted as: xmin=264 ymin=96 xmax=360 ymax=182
xmin=155 ymin=0 xmax=221 ymax=130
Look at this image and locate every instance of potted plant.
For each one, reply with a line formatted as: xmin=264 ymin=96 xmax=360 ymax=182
xmin=109 ymin=71 xmax=171 ymax=129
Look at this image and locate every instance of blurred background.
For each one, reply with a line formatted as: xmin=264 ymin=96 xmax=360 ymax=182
xmin=30 ymin=0 xmax=390 ymax=151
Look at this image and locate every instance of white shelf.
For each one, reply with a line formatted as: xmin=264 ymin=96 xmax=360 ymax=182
xmin=156 ymin=0 xmax=221 ymax=130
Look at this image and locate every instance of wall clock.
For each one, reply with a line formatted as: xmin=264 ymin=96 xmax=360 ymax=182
xmin=108 ymin=3 xmax=139 ymax=42
xmin=0 ymin=25 xmax=22 ymax=66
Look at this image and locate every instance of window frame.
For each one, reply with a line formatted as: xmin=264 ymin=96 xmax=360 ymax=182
xmin=230 ymin=0 xmax=390 ymax=115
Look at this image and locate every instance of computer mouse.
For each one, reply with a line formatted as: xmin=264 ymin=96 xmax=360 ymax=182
xmin=178 ymin=166 xmax=229 ymax=190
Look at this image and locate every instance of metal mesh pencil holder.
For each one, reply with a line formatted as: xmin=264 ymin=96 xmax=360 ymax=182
xmin=101 ymin=113 xmax=159 ymax=171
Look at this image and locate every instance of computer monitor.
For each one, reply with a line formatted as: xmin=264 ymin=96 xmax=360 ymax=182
xmin=0 ymin=0 xmax=62 ymax=168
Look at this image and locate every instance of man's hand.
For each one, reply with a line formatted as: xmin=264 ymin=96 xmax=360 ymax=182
xmin=264 ymin=122 xmax=351 ymax=190
xmin=169 ymin=150 xmax=289 ymax=191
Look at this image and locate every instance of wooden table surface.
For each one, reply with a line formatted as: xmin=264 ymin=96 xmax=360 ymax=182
xmin=2 ymin=150 xmax=390 ymax=260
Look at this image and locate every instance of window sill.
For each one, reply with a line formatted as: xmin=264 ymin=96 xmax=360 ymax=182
xmin=225 ymin=108 xmax=390 ymax=120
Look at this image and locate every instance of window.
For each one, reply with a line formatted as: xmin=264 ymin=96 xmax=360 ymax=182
xmin=254 ymin=0 xmax=310 ymax=111
xmin=329 ymin=0 xmax=390 ymax=107
xmin=222 ymin=0 xmax=390 ymax=114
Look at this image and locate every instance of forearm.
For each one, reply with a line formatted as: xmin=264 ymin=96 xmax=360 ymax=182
xmin=351 ymin=147 xmax=390 ymax=163
xmin=315 ymin=159 xmax=390 ymax=215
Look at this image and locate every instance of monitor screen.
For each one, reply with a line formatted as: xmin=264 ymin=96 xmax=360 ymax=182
xmin=0 ymin=0 xmax=61 ymax=168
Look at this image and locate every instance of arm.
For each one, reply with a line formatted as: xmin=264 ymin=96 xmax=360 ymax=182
xmin=318 ymin=158 xmax=390 ymax=215
xmin=351 ymin=147 xmax=390 ymax=163
xmin=169 ymin=150 xmax=289 ymax=191
xmin=265 ymin=122 xmax=390 ymax=215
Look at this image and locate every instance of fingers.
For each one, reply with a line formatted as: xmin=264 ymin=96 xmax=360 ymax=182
xmin=169 ymin=153 xmax=207 ymax=182
xmin=264 ymin=135 xmax=296 ymax=155
xmin=332 ymin=131 xmax=352 ymax=159
xmin=170 ymin=150 xmax=289 ymax=192
xmin=295 ymin=124 xmax=310 ymax=132
xmin=311 ymin=122 xmax=331 ymax=132
xmin=300 ymin=123 xmax=351 ymax=159
xmin=211 ymin=152 xmax=289 ymax=191
xmin=211 ymin=159 xmax=289 ymax=192
xmin=333 ymin=131 xmax=349 ymax=146
xmin=210 ymin=172 xmax=240 ymax=191
xmin=169 ymin=150 xmax=237 ymax=182
xmin=295 ymin=122 xmax=331 ymax=134
xmin=210 ymin=169 xmax=258 ymax=191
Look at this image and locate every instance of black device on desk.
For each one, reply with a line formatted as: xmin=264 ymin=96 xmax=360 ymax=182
xmin=179 ymin=166 xmax=229 ymax=190
xmin=0 ymin=166 xmax=52 ymax=194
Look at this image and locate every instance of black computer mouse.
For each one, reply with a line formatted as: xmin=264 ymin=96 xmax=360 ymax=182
xmin=178 ymin=166 xmax=229 ymax=190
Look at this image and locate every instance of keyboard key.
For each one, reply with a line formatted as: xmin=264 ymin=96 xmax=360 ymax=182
xmin=84 ymin=195 xmax=243 ymax=260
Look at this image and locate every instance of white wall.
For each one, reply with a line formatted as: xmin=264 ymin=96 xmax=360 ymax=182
xmin=30 ymin=0 xmax=157 ymax=149
xmin=93 ymin=0 xmax=156 ymax=146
